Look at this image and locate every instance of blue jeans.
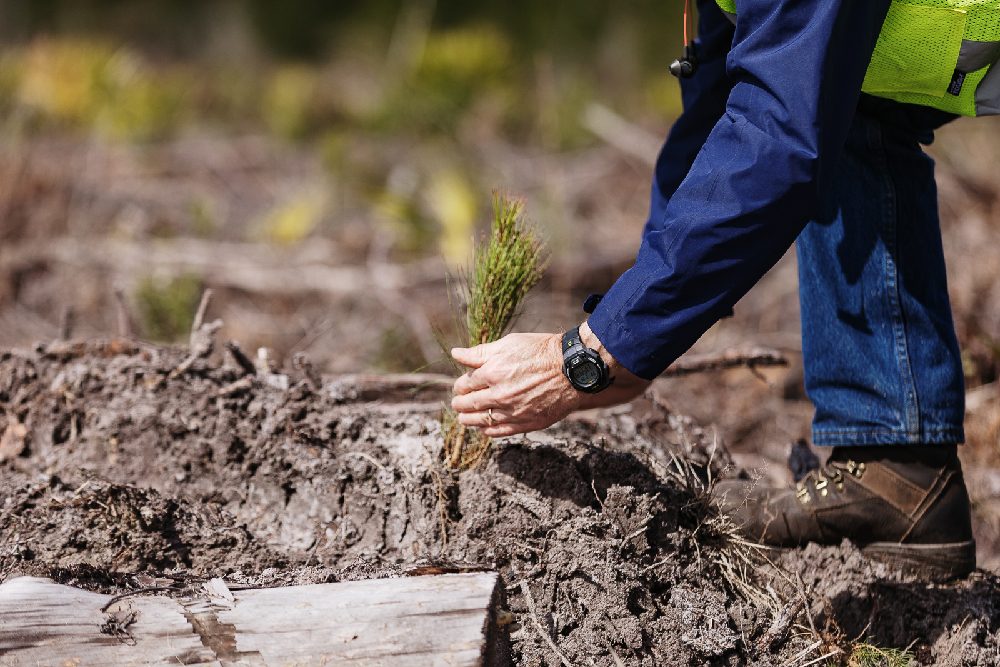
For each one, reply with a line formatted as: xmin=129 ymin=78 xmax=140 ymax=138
xmin=797 ymin=101 xmax=965 ymax=446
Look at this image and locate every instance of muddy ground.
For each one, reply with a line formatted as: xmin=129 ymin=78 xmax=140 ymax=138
xmin=1 ymin=337 xmax=998 ymax=667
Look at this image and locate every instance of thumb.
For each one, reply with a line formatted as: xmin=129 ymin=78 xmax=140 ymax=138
xmin=451 ymin=340 xmax=502 ymax=369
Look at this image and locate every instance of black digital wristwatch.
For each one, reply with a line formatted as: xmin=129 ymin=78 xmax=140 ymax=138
xmin=561 ymin=325 xmax=613 ymax=394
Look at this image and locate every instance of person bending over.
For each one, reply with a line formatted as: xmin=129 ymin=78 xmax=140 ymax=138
xmin=451 ymin=0 xmax=999 ymax=581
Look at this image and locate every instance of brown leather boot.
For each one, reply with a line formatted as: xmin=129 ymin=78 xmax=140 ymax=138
xmin=712 ymin=445 xmax=976 ymax=581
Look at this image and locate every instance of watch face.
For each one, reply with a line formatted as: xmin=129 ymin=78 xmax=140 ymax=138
xmin=570 ymin=360 xmax=601 ymax=387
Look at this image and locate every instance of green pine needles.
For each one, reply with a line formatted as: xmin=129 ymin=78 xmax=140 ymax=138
xmin=440 ymin=190 xmax=549 ymax=470
xmin=842 ymin=644 xmax=915 ymax=667
xmin=456 ymin=191 xmax=548 ymax=348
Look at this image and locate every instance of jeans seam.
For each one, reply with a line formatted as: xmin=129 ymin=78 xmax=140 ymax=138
xmin=813 ymin=428 xmax=963 ymax=435
xmin=812 ymin=427 xmax=964 ymax=446
xmin=873 ymin=121 xmax=921 ymax=440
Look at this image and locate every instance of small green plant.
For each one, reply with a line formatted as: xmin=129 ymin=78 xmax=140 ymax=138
xmin=134 ymin=273 xmax=203 ymax=342
xmin=842 ymin=643 xmax=915 ymax=667
xmin=440 ymin=190 xmax=548 ymax=470
xmin=453 ymin=191 xmax=548 ymax=348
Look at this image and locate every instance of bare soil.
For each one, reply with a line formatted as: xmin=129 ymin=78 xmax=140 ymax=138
xmin=1 ymin=339 xmax=998 ymax=667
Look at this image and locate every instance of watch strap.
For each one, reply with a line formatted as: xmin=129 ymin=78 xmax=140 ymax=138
xmin=562 ymin=325 xmax=585 ymax=360
xmin=561 ymin=326 xmax=613 ymax=393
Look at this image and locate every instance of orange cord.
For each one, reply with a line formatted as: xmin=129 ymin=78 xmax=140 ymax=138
xmin=683 ymin=0 xmax=691 ymax=45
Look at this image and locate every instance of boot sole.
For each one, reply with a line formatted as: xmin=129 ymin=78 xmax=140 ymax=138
xmin=861 ymin=540 xmax=976 ymax=582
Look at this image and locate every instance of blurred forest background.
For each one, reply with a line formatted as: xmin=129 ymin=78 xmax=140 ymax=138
xmin=0 ymin=0 xmax=686 ymax=355
xmin=0 ymin=0 xmax=999 ymax=508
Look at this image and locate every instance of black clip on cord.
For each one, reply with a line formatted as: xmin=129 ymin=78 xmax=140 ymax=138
xmin=670 ymin=41 xmax=699 ymax=79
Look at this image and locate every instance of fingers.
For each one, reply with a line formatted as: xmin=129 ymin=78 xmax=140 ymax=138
xmin=449 ymin=332 xmax=575 ymax=438
xmin=456 ymin=408 xmax=510 ymax=428
xmin=479 ymin=423 xmax=527 ymax=438
xmin=453 ymin=368 xmax=490 ymax=395
xmin=451 ymin=389 xmax=499 ymax=413
xmin=451 ymin=374 xmax=520 ymax=414
xmin=451 ymin=339 xmax=503 ymax=369
xmin=455 ymin=409 xmax=535 ymax=438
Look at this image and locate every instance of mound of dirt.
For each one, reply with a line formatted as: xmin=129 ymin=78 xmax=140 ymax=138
xmin=1 ymin=478 xmax=284 ymax=576
xmin=1 ymin=339 xmax=998 ymax=666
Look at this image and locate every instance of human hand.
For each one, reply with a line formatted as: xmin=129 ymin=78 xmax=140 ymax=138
xmin=450 ymin=324 xmax=652 ymax=437
xmin=451 ymin=333 xmax=580 ymax=437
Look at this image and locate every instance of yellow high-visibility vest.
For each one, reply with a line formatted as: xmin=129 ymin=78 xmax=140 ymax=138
xmin=715 ymin=0 xmax=1000 ymax=116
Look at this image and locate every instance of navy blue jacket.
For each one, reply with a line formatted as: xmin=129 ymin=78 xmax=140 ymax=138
xmin=586 ymin=0 xmax=902 ymax=379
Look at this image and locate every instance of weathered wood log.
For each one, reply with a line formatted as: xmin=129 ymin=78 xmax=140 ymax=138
xmin=0 ymin=576 xmax=216 ymax=666
xmin=326 ymin=373 xmax=455 ymax=405
xmin=0 ymin=238 xmax=445 ymax=296
xmin=662 ymin=346 xmax=788 ymax=377
xmin=580 ymin=102 xmax=661 ymax=167
xmin=0 ymin=573 xmax=507 ymax=667
xmin=0 ymin=238 xmax=639 ymax=302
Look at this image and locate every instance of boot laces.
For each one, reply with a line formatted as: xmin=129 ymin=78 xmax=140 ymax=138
xmin=795 ymin=459 xmax=866 ymax=502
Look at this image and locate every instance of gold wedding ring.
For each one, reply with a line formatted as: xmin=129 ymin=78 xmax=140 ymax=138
xmin=487 ymin=408 xmax=495 ymax=425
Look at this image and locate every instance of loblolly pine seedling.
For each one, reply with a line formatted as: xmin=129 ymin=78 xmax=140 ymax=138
xmin=842 ymin=643 xmax=915 ymax=667
xmin=439 ymin=190 xmax=549 ymax=470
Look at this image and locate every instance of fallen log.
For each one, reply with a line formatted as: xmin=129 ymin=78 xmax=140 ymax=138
xmin=662 ymin=346 xmax=788 ymax=377
xmin=580 ymin=102 xmax=661 ymax=167
xmin=326 ymin=372 xmax=455 ymax=404
xmin=0 ymin=577 xmax=213 ymax=666
xmin=0 ymin=573 xmax=507 ymax=667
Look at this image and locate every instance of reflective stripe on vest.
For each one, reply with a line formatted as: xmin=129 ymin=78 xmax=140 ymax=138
xmin=714 ymin=0 xmax=1000 ymax=117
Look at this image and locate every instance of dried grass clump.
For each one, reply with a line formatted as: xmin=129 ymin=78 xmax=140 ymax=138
xmin=659 ymin=450 xmax=780 ymax=612
xmin=439 ymin=191 xmax=549 ymax=470
xmin=664 ymin=456 xmax=919 ymax=667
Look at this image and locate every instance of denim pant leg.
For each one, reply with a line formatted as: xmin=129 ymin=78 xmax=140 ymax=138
xmin=797 ymin=112 xmax=965 ymax=446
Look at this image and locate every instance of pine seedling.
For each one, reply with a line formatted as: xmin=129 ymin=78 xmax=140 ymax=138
xmin=440 ymin=191 xmax=549 ymax=470
xmin=843 ymin=643 xmax=915 ymax=667
xmin=456 ymin=191 xmax=548 ymax=347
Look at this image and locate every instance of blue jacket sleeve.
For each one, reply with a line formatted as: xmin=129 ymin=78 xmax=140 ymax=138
xmin=588 ymin=0 xmax=891 ymax=380
xmin=645 ymin=0 xmax=735 ymax=232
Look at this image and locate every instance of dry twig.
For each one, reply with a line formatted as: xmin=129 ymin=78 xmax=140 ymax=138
xmin=100 ymin=586 xmax=176 ymax=613
xmin=225 ymin=340 xmax=257 ymax=376
xmin=57 ymin=306 xmax=74 ymax=341
xmin=191 ymin=288 xmax=213 ymax=335
xmin=799 ymin=649 xmax=842 ymax=667
xmin=755 ymin=597 xmax=806 ymax=657
xmin=214 ymin=376 xmax=254 ymax=398
xmin=781 ymin=640 xmax=823 ymax=667
xmin=169 ymin=289 xmax=222 ymax=379
xmin=113 ymin=287 xmax=135 ymax=339
xmin=796 ymin=572 xmax=821 ymax=642
xmin=430 ymin=466 xmax=449 ymax=552
xmin=345 ymin=451 xmax=387 ymax=472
